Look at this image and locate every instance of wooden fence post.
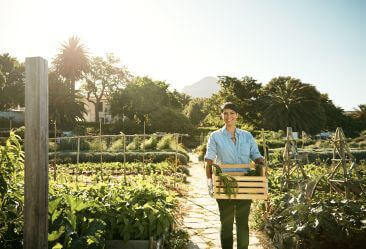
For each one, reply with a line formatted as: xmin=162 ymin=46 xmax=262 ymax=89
xmin=24 ymin=57 xmax=48 ymax=249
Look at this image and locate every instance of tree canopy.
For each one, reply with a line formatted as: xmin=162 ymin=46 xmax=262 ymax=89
xmin=52 ymin=36 xmax=89 ymax=96
xmin=183 ymin=98 xmax=207 ymax=126
xmin=110 ymin=77 xmax=192 ymax=133
xmin=0 ymin=54 xmax=24 ymax=111
xmin=81 ymin=54 xmax=131 ymax=122
xmin=48 ymin=71 xmax=86 ymax=129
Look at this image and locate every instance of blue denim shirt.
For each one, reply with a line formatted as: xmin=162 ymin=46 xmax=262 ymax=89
xmin=204 ymin=127 xmax=262 ymax=172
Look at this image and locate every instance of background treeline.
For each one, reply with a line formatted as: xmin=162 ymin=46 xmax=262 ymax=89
xmin=1 ymin=36 xmax=365 ymax=140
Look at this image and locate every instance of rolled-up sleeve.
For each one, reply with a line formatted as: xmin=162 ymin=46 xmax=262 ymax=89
xmin=204 ymin=133 xmax=217 ymax=161
xmin=249 ymin=133 xmax=262 ymax=160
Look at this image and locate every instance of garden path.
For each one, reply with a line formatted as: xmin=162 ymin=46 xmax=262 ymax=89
xmin=182 ymin=153 xmax=269 ymax=249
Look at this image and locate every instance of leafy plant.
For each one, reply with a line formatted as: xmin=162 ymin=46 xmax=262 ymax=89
xmin=212 ymin=164 xmax=238 ymax=198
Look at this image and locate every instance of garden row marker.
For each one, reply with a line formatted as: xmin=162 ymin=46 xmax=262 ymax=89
xmin=24 ymin=57 xmax=48 ymax=249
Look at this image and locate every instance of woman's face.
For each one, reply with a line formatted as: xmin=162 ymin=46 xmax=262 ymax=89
xmin=221 ymin=108 xmax=238 ymax=126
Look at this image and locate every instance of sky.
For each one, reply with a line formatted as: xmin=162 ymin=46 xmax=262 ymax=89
xmin=0 ymin=0 xmax=365 ymax=110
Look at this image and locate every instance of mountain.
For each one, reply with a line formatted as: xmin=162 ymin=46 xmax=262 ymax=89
xmin=181 ymin=76 xmax=219 ymax=98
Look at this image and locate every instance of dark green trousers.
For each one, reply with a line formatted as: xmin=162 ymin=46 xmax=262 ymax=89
xmin=217 ymin=199 xmax=252 ymax=249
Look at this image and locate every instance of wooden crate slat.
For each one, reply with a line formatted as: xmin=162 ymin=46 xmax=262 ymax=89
xmin=216 ymin=182 xmax=266 ymax=187
xmin=222 ymin=172 xmax=247 ymax=176
xmin=213 ymin=164 xmax=268 ymax=200
xmin=215 ymin=176 xmax=265 ymax=181
xmin=215 ymin=187 xmax=266 ymax=193
xmin=220 ymin=164 xmax=253 ymax=169
xmin=213 ymin=193 xmax=268 ymax=200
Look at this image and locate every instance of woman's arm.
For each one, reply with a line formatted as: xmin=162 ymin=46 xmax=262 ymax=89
xmin=205 ymin=159 xmax=213 ymax=179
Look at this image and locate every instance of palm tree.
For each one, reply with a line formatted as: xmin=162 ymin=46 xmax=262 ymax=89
xmin=48 ymin=71 xmax=86 ymax=129
xmin=261 ymin=77 xmax=325 ymax=135
xmin=352 ymin=104 xmax=366 ymax=121
xmin=52 ymin=36 xmax=89 ymax=96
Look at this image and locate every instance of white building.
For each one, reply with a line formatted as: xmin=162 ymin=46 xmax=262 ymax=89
xmin=83 ymin=97 xmax=112 ymax=123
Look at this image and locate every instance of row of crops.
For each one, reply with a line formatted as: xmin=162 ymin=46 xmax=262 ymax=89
xmin=250 ymin=164 xmax=366 ymax=249
xmin=0 ymin=132 xmax=190 ymax=249
xmin=47 ymin=133 xmax=189 ymax=165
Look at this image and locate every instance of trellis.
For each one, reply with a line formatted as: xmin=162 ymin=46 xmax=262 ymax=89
xmin=281 ymin=127 xmax=308 ymax=191
xmin=327 ymin=127 xmax=365 ymax=198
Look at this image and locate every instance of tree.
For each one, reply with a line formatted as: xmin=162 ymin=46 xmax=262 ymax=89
xmin=48 ymin=71 xmax=86 ymax=129
xmin=352 ymin=104 xmax=366 ymax=132
xmin=52 ymin=36 xmax=89 ymax=96
xmin=216 ymin=76 xmax=264 ymax=127
xmin=109 ymin=77 xmax=192 ymax=133
xmin=320 ymin=94 xmax=360 ymax=137
xmin=168 ymin=90 xmax=191 ymax=110
xmin=80 ymin=54 xmax=131 ymax=122
xmin=261 ymin=76 xmax=325 ymax=135
xmin=201 ymin=76 xmax=263 ymax=128
xmin=353 ymin=104 xmax=366 ymax=122
xmin=0 ymin=54 xmax=25 ymax=111
xmin=183 ymin=98 xmax=207 ymax=126
xmin=201 ymin=93 xmax=225 ymax=127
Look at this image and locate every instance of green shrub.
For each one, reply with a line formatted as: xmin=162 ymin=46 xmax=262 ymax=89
xmin=49 ymin=151 xmax=188 ymax=165
xmin=14 ymin=126 xmax=25 ymax=138
xmin=49 ymin=141 xmax=57 ymax=152
xmin=196 ymin=143 xmax=206 ymax=161
xmin=89 ymin=138 xmax=107 ymax=151
xmin=157 ymin=134 xmax=174 ymax=150
xmin=142 ymin=135 xmax=159 ymax=150
xmin=58 ymin=138 xmax=91 ymax=151
xmin=109 ymin=138 xmax=125 ymax=152
xmin=126 ymin=136 xmax=143 ymax=151
xmin=165 ymin=227 xmax=190 ymax=249
xmin=261 ymin=193 xmax=366 ymax=249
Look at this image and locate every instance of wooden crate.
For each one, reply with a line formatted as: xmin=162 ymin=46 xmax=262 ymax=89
xmin=213 ymin=164 xmax=268 ymax=200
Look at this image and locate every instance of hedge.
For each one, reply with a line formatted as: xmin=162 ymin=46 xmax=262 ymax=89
xmin=49 ymin=151 xmax=188 ymax=165
xmin=268 ymin=149 xmax=366 ymax=164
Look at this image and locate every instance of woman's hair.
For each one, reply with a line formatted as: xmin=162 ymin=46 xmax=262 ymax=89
xmin=220 ymin=102 xmax=238 ymax=113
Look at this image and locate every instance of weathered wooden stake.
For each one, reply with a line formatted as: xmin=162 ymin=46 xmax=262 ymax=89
xmin=24 ymin=57 xmax=48 ymax=249
xmin=123 ymin=134 xmax=127 ymax=183
xmin=174 ymin=133 xmax=179 ymax=188
xmin=77 ymin=136 xmax=80 ymax=164
xmin=142 ymin=121 xmax=146 ymax=179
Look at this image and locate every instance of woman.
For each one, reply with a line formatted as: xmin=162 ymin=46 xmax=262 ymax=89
xmin=204 ymin=102 xmax=264 ymax=249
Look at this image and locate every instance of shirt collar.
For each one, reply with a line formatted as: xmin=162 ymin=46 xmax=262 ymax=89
xmin=221 ymin=126 xmax=239 ymax=138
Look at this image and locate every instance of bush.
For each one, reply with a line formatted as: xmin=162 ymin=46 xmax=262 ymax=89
xmin=165 ymin=227 xmax=190 ymax=249
xmin=58 ymin=137 xmax=91 ymax=151
xmin=304 ymin=149 xmax=366 ymax=164
xmin=142 ymin=135 xmax=159 ymax=150
xmin=109 ymin=137 xmax=125 ymax=152
xmin=261 ymin=193 xmax=366 ymax=249
xmin=49 ymin=151 xmax=189 ymax=165
xmin=89 ymin=138 xmax=108 ymax=151
xmin=196 ymin=143 xmax=206 ymax=161
xmin=14 ymin=126 xmax=25 ymax=138
xmin=157 ymin=134 xmax=174 ymax=150
xmin=126 ymin=136 xmax=143 ymax=151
